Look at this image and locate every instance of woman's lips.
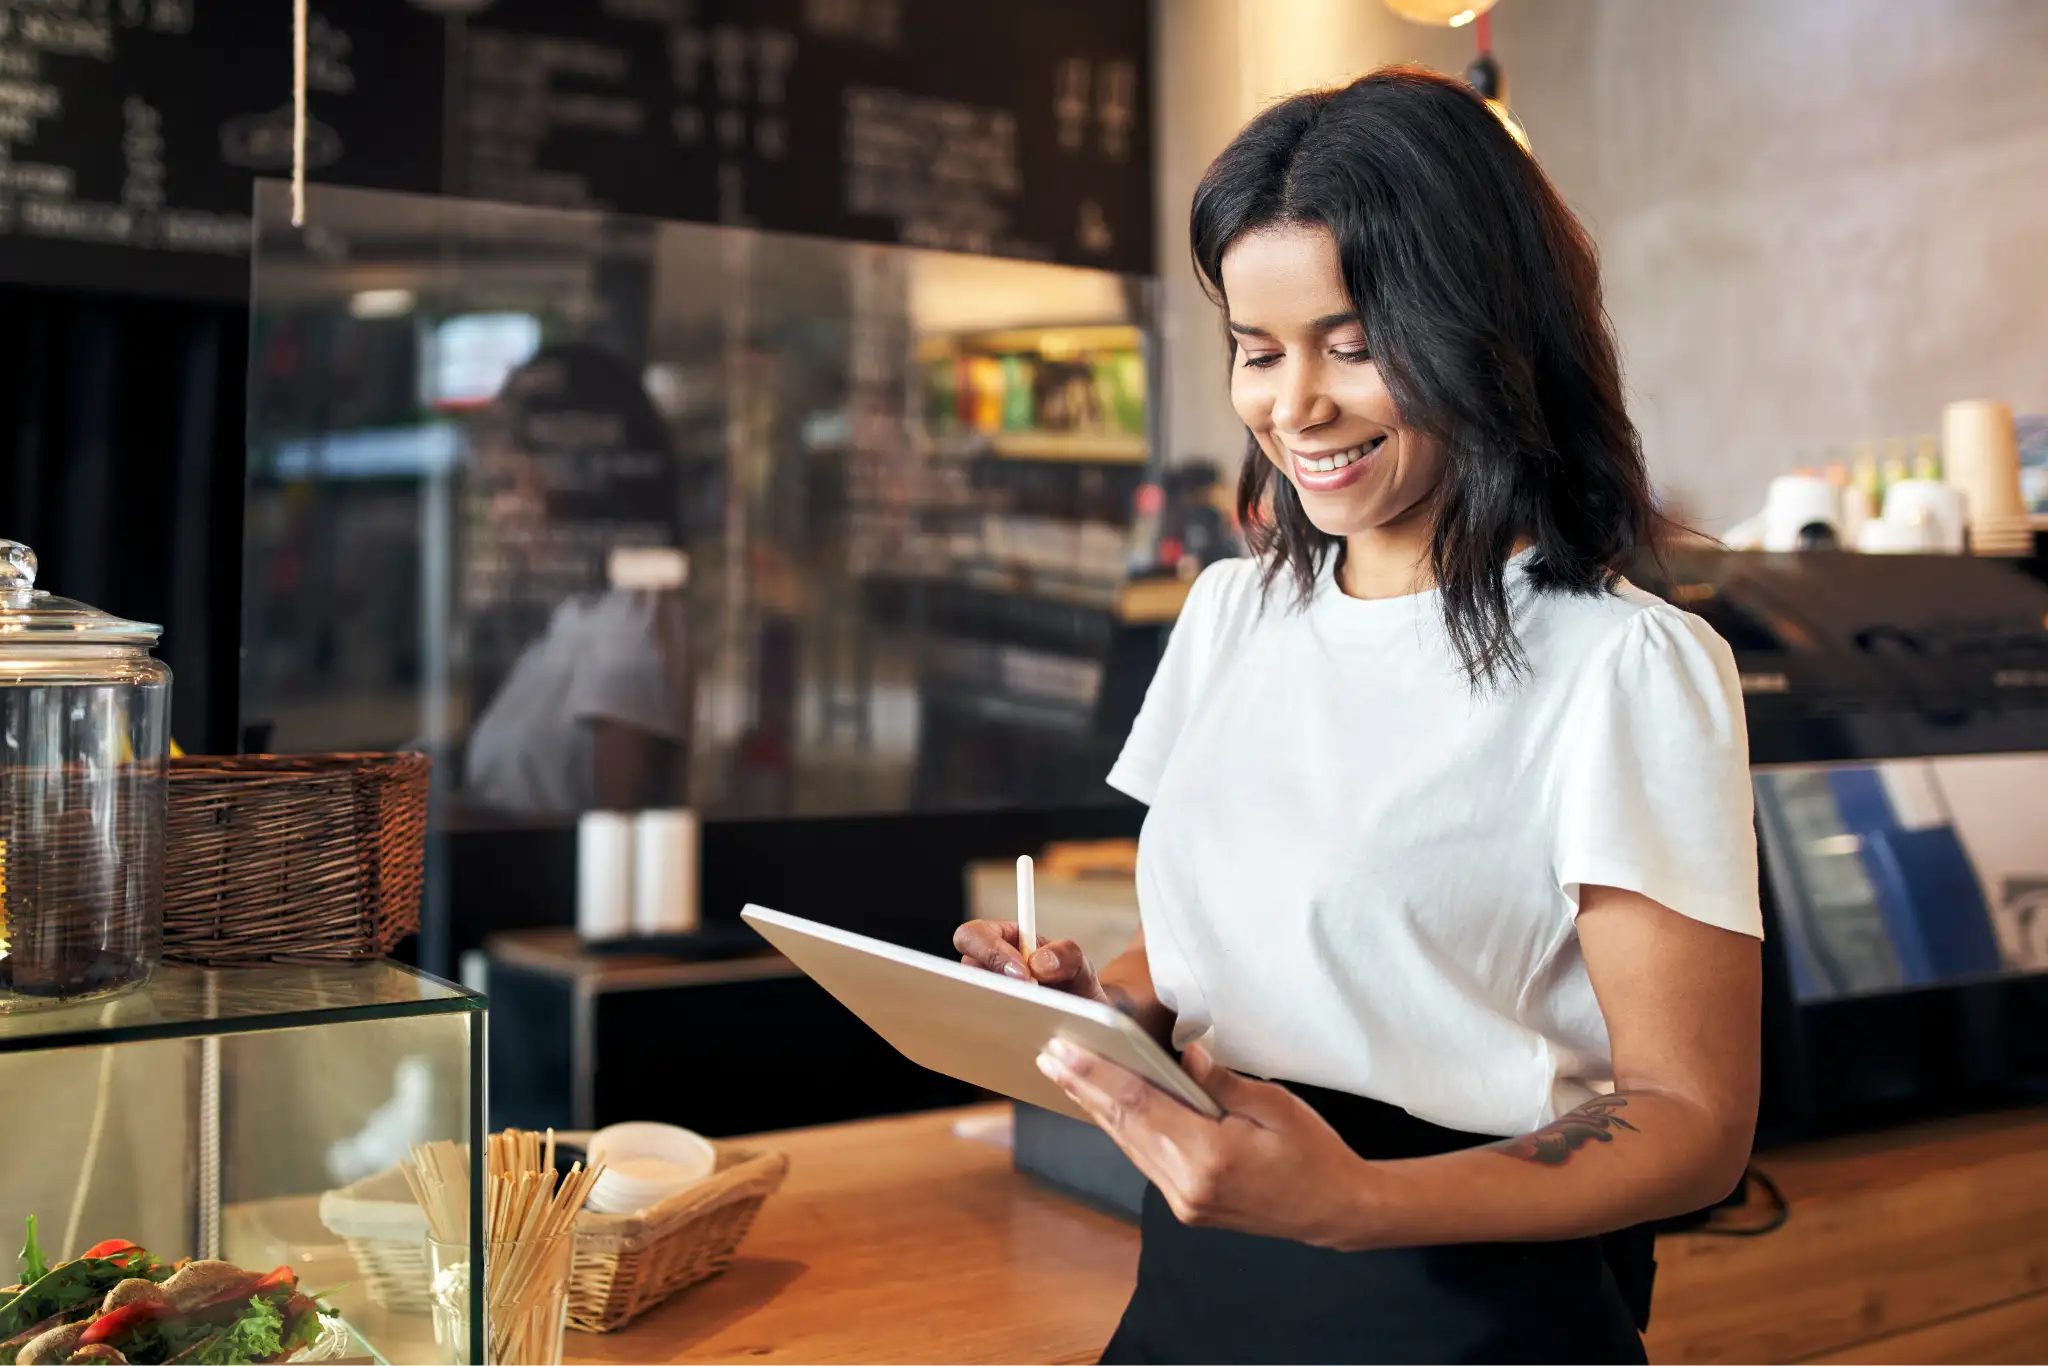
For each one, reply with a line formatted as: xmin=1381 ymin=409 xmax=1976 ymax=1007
xmin=1290 ymin=435 xmax=1386 ymax=492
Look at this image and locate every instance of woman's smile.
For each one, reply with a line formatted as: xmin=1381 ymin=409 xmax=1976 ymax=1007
xmin=1290 ymin=434 xmax=1388 ymax=490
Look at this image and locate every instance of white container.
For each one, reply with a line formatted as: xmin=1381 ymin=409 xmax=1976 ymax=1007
xmin=631 ymin=808 xmax=701 ymax=936
xmin=1762 ymin=475 xmax=1843 ymax=551
xmin=585 ymin=1122 xmax=717 ymax=1215
xmin=576 ymin=812 xmax=636 ymax=942
xmin=1858 ymin=518 xmax=1935 ymax=554
xmin=1879 ymin=479 xmax=1966 ymax=553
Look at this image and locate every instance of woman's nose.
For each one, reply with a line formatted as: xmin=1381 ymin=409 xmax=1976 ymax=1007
xmin=1270 ymin=361 xmax=1335 ymax=435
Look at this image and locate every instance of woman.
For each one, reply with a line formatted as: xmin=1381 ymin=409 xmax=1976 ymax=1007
xmin=461 ymin=343 xmax=692 ymax=815
xmin=956 ymin=69 xmax=1761 ymax=1364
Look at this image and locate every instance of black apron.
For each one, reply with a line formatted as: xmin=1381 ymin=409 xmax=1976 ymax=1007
xmin=1099 ymin=1081 xmax=1653 ymax=1366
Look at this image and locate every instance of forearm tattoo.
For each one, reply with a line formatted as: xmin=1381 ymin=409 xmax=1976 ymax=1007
xmin=1495 ymin=1096 xmax=1639 ymax=1167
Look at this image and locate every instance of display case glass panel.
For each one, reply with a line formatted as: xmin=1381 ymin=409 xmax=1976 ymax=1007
xmin=0 ymin=961 xmax=485 ymax=1365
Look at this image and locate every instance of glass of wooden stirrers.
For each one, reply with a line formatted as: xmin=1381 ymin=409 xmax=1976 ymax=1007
xmin=402 ymin=1129 xmax=604 ymax=1366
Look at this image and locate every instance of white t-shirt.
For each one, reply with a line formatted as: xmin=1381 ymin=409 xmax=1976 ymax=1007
xmin=464 ymin=590 xmax=683 ymax=816
xmin=1107 ymin=551 xmax=1761 ymax=1138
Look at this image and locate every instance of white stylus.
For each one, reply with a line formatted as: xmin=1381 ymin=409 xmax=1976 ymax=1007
xmin=1016 ymin=854 xmax=1038 ymax=961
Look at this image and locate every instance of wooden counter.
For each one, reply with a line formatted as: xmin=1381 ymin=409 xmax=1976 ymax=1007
xmin=565 ymin=1108 xmax=1135 ymax=1366
xmin=565 ymin=1104 xmax=2048 ymax=1366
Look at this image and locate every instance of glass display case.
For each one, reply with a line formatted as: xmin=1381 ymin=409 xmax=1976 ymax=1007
xmin=240 ymin=179 xmax=1165 ymax=826
xmin=0 ymin=961 xmax=485 ymax=1365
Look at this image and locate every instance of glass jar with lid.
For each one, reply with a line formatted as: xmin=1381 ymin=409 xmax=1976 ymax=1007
xmin=0 ymin=539 xmax=171 ymax=1010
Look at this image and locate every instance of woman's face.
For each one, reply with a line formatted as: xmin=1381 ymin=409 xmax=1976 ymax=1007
xmin=1222 ymin=223 xmax=1444 ymax=539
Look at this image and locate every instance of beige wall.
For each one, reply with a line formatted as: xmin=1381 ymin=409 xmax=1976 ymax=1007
xmin=1152 ymin=0 xmax=1469 ymax=469
xmin=1497 ymin=0 xmax=2048 ymax=530
xmin=1154 ymin=1 xmax=2048 ymax=532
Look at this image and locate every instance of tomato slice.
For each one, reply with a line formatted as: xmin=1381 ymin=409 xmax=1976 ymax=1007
xmin=189 ymin=1266 xmax=295 ymax=1316
xmin=80 ymin=1240 xmax=142 ymax=1262
xmin=79 ymin=1300 xmax=175 ymax=1347
xmin=251 ymin=1267 xmax=297 ymax=1300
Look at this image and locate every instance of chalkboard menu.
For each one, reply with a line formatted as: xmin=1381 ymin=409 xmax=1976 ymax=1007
xmin=0 ymin=0 xmax=1153 ymax=300
xmin=0 ymin=0 xmax=441 ymax=298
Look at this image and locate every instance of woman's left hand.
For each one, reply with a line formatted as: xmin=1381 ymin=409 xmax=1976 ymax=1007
xmin=1037 ymin=1038 xmax=1385 ymax=1249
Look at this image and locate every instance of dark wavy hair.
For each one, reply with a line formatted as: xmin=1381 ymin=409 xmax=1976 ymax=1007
xmin=1192 ymin=67 xmax=1664 ymax=687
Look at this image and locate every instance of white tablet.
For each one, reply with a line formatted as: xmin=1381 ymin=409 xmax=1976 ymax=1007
xmin=741 ymin=904 xmax=1222 ymax=1123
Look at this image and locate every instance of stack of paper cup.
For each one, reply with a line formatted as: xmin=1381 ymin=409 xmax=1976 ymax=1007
xmin=584 ymin=1123 xmax=717 ymax=1215
xmin=1943 ymin=400 xmax=2031 ymax=556
xmin=632 ymin=809 xmax=701 ymax=937
xmin=576 ymin=812 xmax=636 ymax=941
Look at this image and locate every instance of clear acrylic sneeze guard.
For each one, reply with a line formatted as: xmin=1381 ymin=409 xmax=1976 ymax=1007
xmin=243 ymin=179 xmax=1159 ymax=824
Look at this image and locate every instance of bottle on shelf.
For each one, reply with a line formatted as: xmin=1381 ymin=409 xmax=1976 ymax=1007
xmin=1913 ymin=433 xmax=1941 ymax=483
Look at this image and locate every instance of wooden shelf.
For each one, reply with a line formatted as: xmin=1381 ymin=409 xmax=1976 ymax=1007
xmin=916 ymin=323 xmax=1144 ymax=361
xmin=954 ymin=430 xmax=1149 ymax=464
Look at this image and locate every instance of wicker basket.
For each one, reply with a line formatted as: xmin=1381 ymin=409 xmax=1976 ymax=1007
xmin=567 ymin=1143 xmax=790 ymax=1332
xmin=317 ymin=1165 xmax=433 ymax=1312
xmin=163 ymin=753 xmax=430 ymax=964
xmin=316 ymin=1141 xmax=788 ymax=1331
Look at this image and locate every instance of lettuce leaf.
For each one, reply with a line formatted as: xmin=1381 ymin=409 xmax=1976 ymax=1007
xmin=19 ymin=1216 xmax=49 ymax=1285
xmin=0 ymin=1255 xmax=130 ymax=1341
xmin=189 ymin=1295 xmax=285 ymax=1366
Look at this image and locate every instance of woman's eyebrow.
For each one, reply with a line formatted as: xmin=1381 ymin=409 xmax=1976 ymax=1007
xmin=1227 ymin=311 xmax=1362 ymax=338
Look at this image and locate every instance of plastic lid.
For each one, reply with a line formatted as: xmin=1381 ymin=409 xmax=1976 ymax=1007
xmin=0 ymin=539 xmax=163 ymax=646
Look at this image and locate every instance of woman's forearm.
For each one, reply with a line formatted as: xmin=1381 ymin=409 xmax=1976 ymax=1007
xmin=1098 ymin=940 xmax=1176 ymax=1049
xmin=1335 ymin=1089 xmax=1752 ymax=1251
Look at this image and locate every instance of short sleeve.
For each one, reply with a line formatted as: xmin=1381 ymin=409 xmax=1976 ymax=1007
xmin=1552 ymin=605 xmax=1763 ymax=938
xmin=1106 ymin=558 xmax=1259 ymax=805
xmin=563 ymin=591 xmax=688 ymax=740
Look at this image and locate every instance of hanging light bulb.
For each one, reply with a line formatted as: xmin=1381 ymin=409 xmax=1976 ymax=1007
xmin=1384 ymin=0 xmax=1499 ymax=26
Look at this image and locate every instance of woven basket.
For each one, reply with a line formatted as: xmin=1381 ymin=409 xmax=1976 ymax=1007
xmin=163 ymin=753 xmax=430 ymax=964
xmin=317 ymin=1142 xmax=788 ymax=1330
xmin=568 ymin=1143 xmax=790 ymax=1333
xmin=317 ymin=1165 xmax=433 ymax=1312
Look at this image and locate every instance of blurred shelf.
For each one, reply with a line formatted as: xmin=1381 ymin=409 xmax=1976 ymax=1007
xmin=867 ymin=563 xmax=1193 ymax=624
xmin=486 ymin=928 xmax=795 ymax=990
xmin=922 ymin=686 xmax=1094 ymax=735
xmin=931 ymin=431 xmax=1150 ymax=464
xmin=1116 ymin=576 xmax=1194 ymax=625
xmin=988 ymin=431 xmax=1149 ymax=464
xmin=917 ymin=323 xmax=1143 ymax=360
xmin=961 ymin=561 xmax=1122 ymax=611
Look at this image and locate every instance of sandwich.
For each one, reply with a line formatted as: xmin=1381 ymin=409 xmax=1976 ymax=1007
xmin=0 ymin=1223 xmax=169 ymax=1359
xmin=0 ymin=1221 xmax=331 ymax=1365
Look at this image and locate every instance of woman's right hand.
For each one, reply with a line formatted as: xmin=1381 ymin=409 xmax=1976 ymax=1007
xmin=954 ymin=920 xmax=1109 ymax=1004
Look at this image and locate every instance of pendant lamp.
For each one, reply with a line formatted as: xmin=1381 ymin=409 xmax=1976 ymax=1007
xmin=1383 ymin=0 xmax=1497 ymax=27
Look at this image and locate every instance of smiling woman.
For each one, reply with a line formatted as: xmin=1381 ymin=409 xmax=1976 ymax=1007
xmin=1195 ymin=68 xmax=1658 ymax=687
xmin=955 ymin=66 xmax=1762 ymax=1366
